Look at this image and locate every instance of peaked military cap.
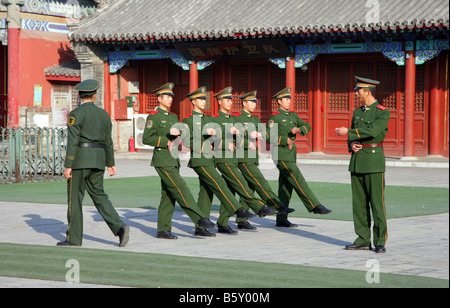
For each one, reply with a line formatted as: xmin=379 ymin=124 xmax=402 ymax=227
xmin=75 ymin=79 xmax=99 ymax=96
xmin=153 ymin=82 xmax=174 ymax=96
xmin=213 ymin=87 xmax=233 ymax=100
xmin=354 ymin=76 xmax=380 ymax=91
xmin=272 ymin=87 xmax=291 ymax=100
xmin=238 ymin=90 xmax=258 ymax=102
xmin=186 ymin=86 xmax=208 ymax=100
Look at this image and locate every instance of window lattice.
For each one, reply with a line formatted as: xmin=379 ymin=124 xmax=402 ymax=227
xmin=231 ymin=65 xmax=249 ymax=111
xmin=251 ymin=64 xmax=268 ymax=111
xmin=328 ymin=62 xmax=350 ymax=111
xmin=271 ymin=66 xmax=285 ymax=111
xmin=295 ymin=69 xmax=308 ymax=111
xmin=376 ymin=61 xmax=397 ymax=110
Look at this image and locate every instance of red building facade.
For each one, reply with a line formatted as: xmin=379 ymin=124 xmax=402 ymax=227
xmin=5 ymin=0 xmax=447 ymax=157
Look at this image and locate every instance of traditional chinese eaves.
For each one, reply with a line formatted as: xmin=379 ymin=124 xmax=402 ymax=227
xmin=44 ymin=60 xmax=81 ymax=79
xmin=68 ymin=0 xmax=449 ymax=43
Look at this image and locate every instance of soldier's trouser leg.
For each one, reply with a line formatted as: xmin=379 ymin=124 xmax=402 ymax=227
xmin=277 ymin=161 xmax=321 ymax=219
xmin=277 ymin=170 xmax=293 ymax=223
xmin=157 ymin=179 xmax=177 ymax=232
xmin=155 ymin=167 xmax=205 ymax=231
xmin=238 ymin=162 xmax=285 ymax=211
xmin=197 ymin=178 xmax=214 ymax=224
xmin=216 ymin=162 xmax=265 ymax=225
xmin=192 ymin=165 xmax=242 ymax=217
xmin=66 ymin=169 xmax=124 ymax=245
xmin=351 ymin=172 xmax=388 ymax=247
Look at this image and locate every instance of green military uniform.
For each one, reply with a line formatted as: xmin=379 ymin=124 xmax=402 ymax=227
xmin=210 ymin=88 xmax=275 ymax=230
xmin=346 ymin=76 xmax=390 ymax=251
xmin=60 ymin=79 xmax=127 ymax=246
xmin=181 ymin=87 xmax=255 ymax=235
xmin=267 ymin=87 xmax=331 ymax=225
xmin=234 ymin=91 xmax=294 ymax=219
xmin=142 ymin=83 xmax=214 ymax=238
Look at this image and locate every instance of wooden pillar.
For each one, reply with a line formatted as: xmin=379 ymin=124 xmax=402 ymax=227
xmin=189 ymin=61 xmax=198 ymax=92
xmin=428 ymin=57 xmax=440 ymax=155
xmin=286 ymin=57 xmax=295 ymax=112
xmin=7 ymin=27 xmax=20 ymax=128
xmin=185 ymin=61 xmax=198 ymax=117
xmin=404 ymin=50 xmax=416 ymax=157
xmin=312 ymin=60 xmax=323 ymax=152
xmin=104 ymin=60 xmax=112 ymax=118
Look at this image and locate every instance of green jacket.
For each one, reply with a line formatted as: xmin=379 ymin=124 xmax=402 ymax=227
xmin=233 ymin=109 xmax=266 ymax=164
xmin=142 ymin=106 xmax=182 ymax=167
xmin=181 ymin=110 xmax=216 ymax=168
xmin=65 ymin=101 xmax=114 ymax=170
xmin=347 ymin=101 xmax=390 ymax=173
xmin=266 ymin=108 xmax=311 ymax=162
xmin=211 ymin=110 xmax=243 ymax=164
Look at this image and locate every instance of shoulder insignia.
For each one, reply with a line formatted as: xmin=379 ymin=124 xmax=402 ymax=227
xmin=150 ymin=110 xmax=158 ymax=115
xmin=213 ymin=114 xmax=220 ymax=118
xmin=272 ymin=111 xmax=280 ymax=116
xmin=377 ymin=105 xmax=387 ymax=110
xmin=68 ymin=117 xmax=75 ymax=126
xmin=184 ymin=114 xmax=193 ymax=119
xmin=231 ymin=112 xmax=241 ymax=117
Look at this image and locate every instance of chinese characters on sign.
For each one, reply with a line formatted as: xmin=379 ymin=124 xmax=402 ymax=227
xmin=175 ymin=38 xmax=292 ymax=61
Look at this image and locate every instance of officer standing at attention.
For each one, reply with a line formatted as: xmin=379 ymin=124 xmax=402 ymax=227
xmin=335 ymin=76 xmax=390 ymax=253
xmin=58 ymin=79 xmax=129 ymax=247
xmin=142 ymin=83 xmax=216 ymax=239
xmin=267 ymin=87 xmax=332 ymax=227
xmin=181 ymin=87 xmax=256 ymax=237
xmin=234 ymin=90 xmax=295 ymax=230
xmin=212 ymin=87 xmax=278 ymax=234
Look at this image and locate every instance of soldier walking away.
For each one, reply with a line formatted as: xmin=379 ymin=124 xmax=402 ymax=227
xmin=335 ymin=76 xmax=390 ymax=253
xmin=267 ymin=87 xmax=332 ymax=228
xmin=142 ymin=83 xmax=216 ymax=239
xmin=57 ymin=79 xmax=129 ymax=247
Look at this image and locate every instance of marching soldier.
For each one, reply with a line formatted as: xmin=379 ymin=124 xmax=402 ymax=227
xmin=212 ymin=87 xmax=278 ymax=234
xmin=58 ymin=79 xmax=129 ymax=247
xmin=267 ymin=87 xmax=332 ymax=227
xmin=335 ymin=76 xmax=390 ymax=253
xmin=181 ymin=87 xmax=256 ymax=236
xmin=234 ymin=90 xmax=295 ymax=229
xmin=142 ymin=83 xmax=216 ymax=239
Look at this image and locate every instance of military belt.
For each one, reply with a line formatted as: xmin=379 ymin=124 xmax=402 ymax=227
xmin=78 ymin=142 xmax=104 ymax=149
xmin=361 ymin=143 xmax=382 ymax=148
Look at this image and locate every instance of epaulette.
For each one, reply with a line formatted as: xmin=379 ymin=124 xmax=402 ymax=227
xmin=150 ymin=110 xmax=158 ymax=115
xmin=184 ymin=114 xmax=193 ymax=119
xmin=377 ymin=105 xmax=387 ymax=110
xmin=213 ymin=114 xmax=220 ymax=118
xmin=272 ymin=111 xmax=280 ymax=116
xmin=231 ymin=112 xmax=241 ymax=117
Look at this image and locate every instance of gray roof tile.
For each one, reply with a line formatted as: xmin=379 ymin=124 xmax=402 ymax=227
xmin=69 ymin=0 xmax=449 ymax=42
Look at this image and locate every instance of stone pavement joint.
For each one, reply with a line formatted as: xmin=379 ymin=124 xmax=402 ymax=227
xmin=0 ymin=201 xmax=448 ymax=288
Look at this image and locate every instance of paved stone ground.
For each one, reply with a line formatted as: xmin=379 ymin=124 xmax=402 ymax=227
xmin=0 ymin=153 xmax=448 ymax=287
